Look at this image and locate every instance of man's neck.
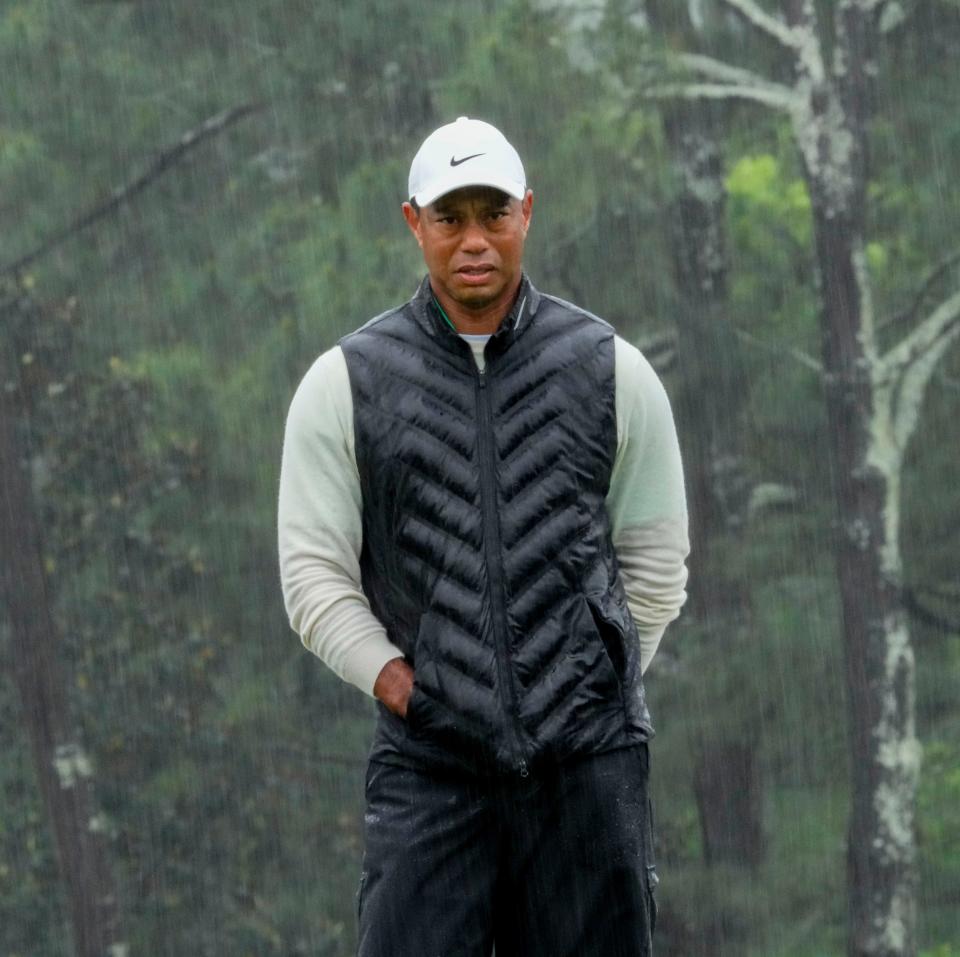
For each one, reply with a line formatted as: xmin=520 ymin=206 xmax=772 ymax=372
xmin=430 ymin=278 xmax=522 ymax=335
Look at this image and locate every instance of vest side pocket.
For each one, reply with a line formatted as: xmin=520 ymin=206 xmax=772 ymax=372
xmin=405 ymin=611 xmax=439 ymax=737
xmin=585 ymin=592 xmax=627 ymax=687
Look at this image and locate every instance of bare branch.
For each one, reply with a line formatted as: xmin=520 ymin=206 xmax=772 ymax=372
xmin=883 ymin=289 xmax=960 ymax=448
xmin=1 ymin=102 xmax=263 ymax=279
xmin=880 ymin=247 xmax=960 ymax=333
xmin=877 ymin=0 xmax=911 ymax=35
xmin=645 ymin=82 xmax=798 ymax=113
xmin=913 ymin=581 xmax=960 ymax=602
xmin=719 ymin=0 xmax=801 ymax=50
xmin=675 ymin=52 xmax=780 ymax=90
xmin=854 ymin=0 xmax=895 ymax=13
xmin=903 ymin=587 xmax=960 ymax=634
xmin=935 ymin=369 xmax=960 ymax=393
xmin=635 ymin=330 xmax=678 ymax=376
xmin=885 ymin=290 xmax=960 ymax=378
xmin=732 ymin=325 xmax=823 ymax=375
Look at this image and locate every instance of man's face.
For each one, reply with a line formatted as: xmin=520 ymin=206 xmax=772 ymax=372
xmin=402 ymin=186 xmax=534 ymax=312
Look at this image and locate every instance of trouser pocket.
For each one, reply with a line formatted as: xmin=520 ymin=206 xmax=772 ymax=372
xmin=355 ymin=870 xmax=367 ymax=926
xmin=646 ymin=794 xmax=659 ymax=935
xmin=357 ymin=761 xmax=498 ymax=957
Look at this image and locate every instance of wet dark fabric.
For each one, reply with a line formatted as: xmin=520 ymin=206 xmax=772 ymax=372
xmin=340 ymin=275 xmax=653 ymax=777
xmin=355 ymin=742 xmax=658 ymax=957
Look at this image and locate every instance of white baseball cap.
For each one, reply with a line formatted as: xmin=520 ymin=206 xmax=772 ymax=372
xmin=407 ymin=116 xmax=526 ymax=207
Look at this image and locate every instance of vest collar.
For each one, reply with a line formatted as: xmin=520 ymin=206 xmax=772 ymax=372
xmin=409 ymin=273 xmax=542 ymax=349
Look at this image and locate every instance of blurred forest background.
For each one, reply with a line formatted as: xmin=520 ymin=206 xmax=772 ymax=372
xmin=1 ymin=1 xmax=958 ymax=955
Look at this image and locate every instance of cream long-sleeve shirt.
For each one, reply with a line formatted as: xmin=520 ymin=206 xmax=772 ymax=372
xmin=278 ymin=332 xmax=689 ymax=698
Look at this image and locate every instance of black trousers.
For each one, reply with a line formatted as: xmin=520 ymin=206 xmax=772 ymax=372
xmin=355 ymin=743 xmax=658 ymax=957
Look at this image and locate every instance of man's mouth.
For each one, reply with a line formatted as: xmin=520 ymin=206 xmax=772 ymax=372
xmin=457 ymin=265 xmax=495 ymax=284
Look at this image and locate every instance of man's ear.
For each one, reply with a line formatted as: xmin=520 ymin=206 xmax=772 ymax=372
xmin=402 ymin=201 xmax=423 ymax=248
xmin=521 ymin=189 xmax=533 ymax=234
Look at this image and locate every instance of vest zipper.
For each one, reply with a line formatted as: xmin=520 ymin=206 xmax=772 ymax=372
xmin=474 ymin=363 xmax=529 ymax=779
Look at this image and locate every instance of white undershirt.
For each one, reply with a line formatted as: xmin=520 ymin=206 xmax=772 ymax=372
xmin=458 ymin=333 xmax=492 ymax=356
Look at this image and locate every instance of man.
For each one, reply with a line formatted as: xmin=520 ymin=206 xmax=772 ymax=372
xmin=278 ymin=116 xmax=689 ymax=957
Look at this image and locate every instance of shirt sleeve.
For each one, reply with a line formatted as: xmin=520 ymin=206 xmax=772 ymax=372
xmin=277 ymin=345 xmax=403 ymax=697
xmin=607 ymin=336 xmax=691 ymax=674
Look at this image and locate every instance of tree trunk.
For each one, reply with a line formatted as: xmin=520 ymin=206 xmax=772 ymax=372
xmin=652 ymin=0 xmax=953 ymax=950
xmin=810 ymin=210 xmax=919 ymax=957
xmin=693 ymin=742 xmax=765 ymax=868
xmin=795 ymin=6 xmax=921 ymax=944
xmin=0 ymin=290 xmax=125 ymax=957
xmin=661 ymin=103 xmax=764 ymax=870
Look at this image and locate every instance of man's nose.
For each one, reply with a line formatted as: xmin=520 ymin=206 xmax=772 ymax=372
xmin=460 ymin=221 xmax=489 ymax=253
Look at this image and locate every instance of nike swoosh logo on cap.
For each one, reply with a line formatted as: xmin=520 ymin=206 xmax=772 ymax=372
xmin=450 ymin=152 xmax=485 ymax=166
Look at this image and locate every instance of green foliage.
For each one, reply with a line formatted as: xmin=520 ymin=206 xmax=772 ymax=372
xmin=1 ymin=0 xmax=959 ymax=955
xmin=649 ymin=785 xmax=847 ymax=957
xmin=727 ymin=153 xmax=812 ymax=249
xmin=0 ymin=668 xmax=69 ymax=957
xmin=918 ymin=735 xmax=960 ymax=892
xmin=725 ymin=151 xmax=817 ymax=337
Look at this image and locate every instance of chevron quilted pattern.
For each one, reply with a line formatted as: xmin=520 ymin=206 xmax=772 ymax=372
xmin=341 ymin=276 xmax=652 ymax=776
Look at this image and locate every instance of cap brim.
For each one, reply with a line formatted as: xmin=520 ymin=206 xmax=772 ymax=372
xmin=414 ymin=170 xmax=526 ymax=207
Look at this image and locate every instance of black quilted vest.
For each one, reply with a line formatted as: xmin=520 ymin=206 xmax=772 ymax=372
xmin=341 ymin=275 xmax=652 ymax=778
